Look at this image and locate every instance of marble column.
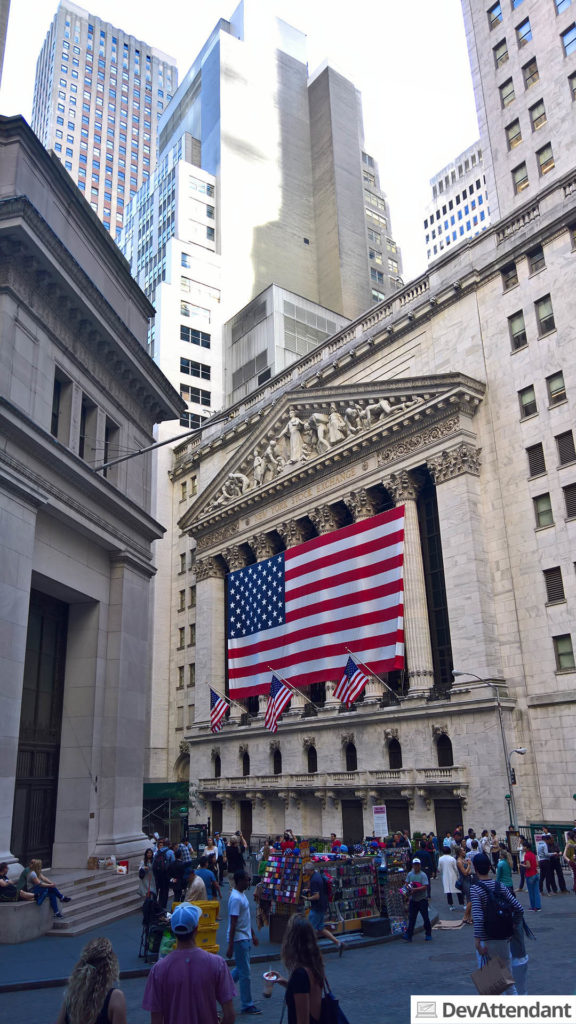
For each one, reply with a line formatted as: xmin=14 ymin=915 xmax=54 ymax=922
xmin=195 ymin=556 xmax=227 ymax=725
xmin=0 ymin=478 xmax=45 ymax=865
xmin=383 ymin=471 xmax=435 ymax=695
xmin=91 ymin=554 xmax=155 ymax=860
xmin=428 ymin=444 xmax=501 ymax=679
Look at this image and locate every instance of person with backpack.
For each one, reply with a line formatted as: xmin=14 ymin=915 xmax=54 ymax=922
xmin=153 ymin=841 xmax=173 ymax=909
xmin=302 ymin=861 xmax=344 ymax=955
xmin=470 ymin=853 xmax=524 ymax=995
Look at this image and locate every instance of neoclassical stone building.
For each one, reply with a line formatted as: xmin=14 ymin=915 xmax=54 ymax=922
xmin=0 ymin=116 xmax=182 ymax=868
xmin=173 ymin=165 xmax=576 ymax=840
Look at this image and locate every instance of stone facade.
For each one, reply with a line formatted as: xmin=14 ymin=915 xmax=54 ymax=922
xmin=0 ymin=116 xmax=182 ymax=868
xmin=173 ymin=165 xmax=576 ymax=839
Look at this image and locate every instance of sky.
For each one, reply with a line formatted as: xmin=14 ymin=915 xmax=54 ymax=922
xmin=0 ymin=0 xmax=479 ymax=279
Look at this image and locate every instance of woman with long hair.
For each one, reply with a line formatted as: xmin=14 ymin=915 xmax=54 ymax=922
xmin=138 ymin=847 xmax=157 ymax=900
xmin=456 ymin=846 xmax=473 ymax=924
xmin=28 ymin=859 xmax=70 ymax=918
xmin=274 ymin=914 xmax=325 ymax=1024
xmin=56 ymin=937 xmax=127 ymax=1024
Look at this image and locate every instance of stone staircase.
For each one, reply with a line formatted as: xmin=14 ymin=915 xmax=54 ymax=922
xmin=46 ymin=870 xmax=142 ymax=937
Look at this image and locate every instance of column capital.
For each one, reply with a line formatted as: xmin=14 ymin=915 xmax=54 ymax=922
xmin=427 ymin=443 xmax=482 ymax=485
xmin=196 ymin=556 xmax=226 ymax=581
xmin=382 ymin=470 xmax=421 ymax=504
xmin=309 ymin=504 xmax=340 ymax=535
xmin=343 ymin=488 xmax=376 ymax=522
xmin=277 ymin=520 xmax=307 ymax=548
xmin=249 ymin=533 xmax=276 ymax=562
xmin=222 ymin=545 xmax=248 ymax=573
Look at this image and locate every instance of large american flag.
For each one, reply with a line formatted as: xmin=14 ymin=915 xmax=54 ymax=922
xmin=227 ymin=507 xmax=404 ymax=698
xmin=264 ymin=675 xmax=293 ymax=733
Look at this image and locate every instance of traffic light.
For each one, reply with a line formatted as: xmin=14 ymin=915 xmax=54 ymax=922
xmin=510 ymin=768 xmax=517 ymax=785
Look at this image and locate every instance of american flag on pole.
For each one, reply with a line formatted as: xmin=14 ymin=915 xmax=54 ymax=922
xmin=227 ymin=507 xmax=404 ymax=698
xmin=210 ymin=688 xmax=228 ymax=733
xmin=334 ymin=656 xmax=370 ymax=708
xmin=264 ymin=675 xmax=293 ymax=733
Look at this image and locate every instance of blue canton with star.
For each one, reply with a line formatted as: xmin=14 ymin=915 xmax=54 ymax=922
xmin=227 ymin=552 xmax=286 ymax=639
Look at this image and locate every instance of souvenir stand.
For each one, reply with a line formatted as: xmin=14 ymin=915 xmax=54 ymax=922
xmin=379 ymin=847 xmax=410 ymax=934
xmin=259 ymin=849 xmax=304 ymax=943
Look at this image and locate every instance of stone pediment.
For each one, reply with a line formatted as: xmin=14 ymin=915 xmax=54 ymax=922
xmin=178 ymin=373 xmax=484 ymax=537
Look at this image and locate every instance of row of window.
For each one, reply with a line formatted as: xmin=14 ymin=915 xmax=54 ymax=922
xmin=505 ymin=97 xmax=548 ymax=153
xmin=177 ymin=624 xmax=196 ymax=649
xmin=509 ymin=292 xmax=556 ymax=351
xmin=511 ymin=145 xmax=555 ymax=194
xmin=425 ymin=178 xmax=485 ymax=229
xmin=519 ymin=371 xmax=566 ymax=419
xmin=180 ymin=412 xmax=210 ymax=430
xmin=489 ymin=0 xmax=572 ymax=28
xmin=526 ymin=435 xmax=576 ymax=477
xmin=180 ymin=357 xmax=211 ymax=381
xmin=178 ymin=549 xmax=196 ymax=574
xmin=176 ymin=664 xmax=195 ymax=689
xmin=178 ymin=587 xmax=196 ymax=611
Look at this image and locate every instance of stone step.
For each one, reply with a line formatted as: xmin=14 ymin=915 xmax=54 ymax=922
xmin=48 ymin=897 xmax=142 ymax=937
xmin=46 ymin=872 xmax=143 ymax=936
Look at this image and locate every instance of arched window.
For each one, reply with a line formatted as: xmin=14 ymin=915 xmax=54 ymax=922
xmin=345 ymin=742 xmax=357 ymax=772
xmin=242 ymin=751 xmax=250 ymax=777
xmin=214 ymin=754 xmax=221 ymax=779
xmin=273 ymin=749 xmax=282 ymax=775
xmin=307 ymin=746 xmax=317 ymax=774
xmin=437 ymin=734 xmax=454 ymax=767
xmin=388 ymin=738 xmax=402 ymax=770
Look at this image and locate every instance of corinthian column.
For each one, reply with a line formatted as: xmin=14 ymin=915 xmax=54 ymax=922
xmin=383 ymin=471 xmax=434 ymax=696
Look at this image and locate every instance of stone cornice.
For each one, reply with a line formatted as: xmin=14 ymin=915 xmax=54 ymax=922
xmin=0 ymin=195 xmax=183 ymax=421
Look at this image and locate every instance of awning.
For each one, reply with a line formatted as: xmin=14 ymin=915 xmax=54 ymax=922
xmin=143 ymin=782 xmax=189 ymax=801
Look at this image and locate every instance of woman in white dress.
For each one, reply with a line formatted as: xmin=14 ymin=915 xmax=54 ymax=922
xmin=138 ymin=848 xmax=157 ymax=900
xmin=437 ymin=852 xmax=464 ymax=910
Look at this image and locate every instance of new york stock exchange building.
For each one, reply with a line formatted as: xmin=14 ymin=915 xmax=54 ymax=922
xmin=174 ymin=171 xmax=576 ymax=843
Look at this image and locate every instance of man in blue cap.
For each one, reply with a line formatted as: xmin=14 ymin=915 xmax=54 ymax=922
xmin=143 ymin=902 xmax=236 ymax=1023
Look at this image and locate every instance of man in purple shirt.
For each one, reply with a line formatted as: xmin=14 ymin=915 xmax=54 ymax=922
xmin=143 ymin=902 xmax=236 ymax=1024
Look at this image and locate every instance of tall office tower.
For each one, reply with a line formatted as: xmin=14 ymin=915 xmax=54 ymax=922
xmin=461 ymin=0 xmax=576 ymax=220
xmin=31 ymin=1 xmax=177 ymax=237
xmin=0 ymin=0 xmax=10 ymax=87
xmin=423 ymin=142 xmax=490 ymax=263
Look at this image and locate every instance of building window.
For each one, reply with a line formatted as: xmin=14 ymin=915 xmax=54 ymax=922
xmin=506 ymin=118 xmax=522 ymax=149
xmin=345 ymin=743 xmax=358 ymax=772
xmin=180 ymin=481 xmax=187 ymax=501
xmin=181 ymin=325 xmax=211 ymax=349
xmin=242 ymin=751 xmax=250 ymax=777
xmin=553 ymin=634 xmax=575 ymax=671
xmin=177 ymin=627 xmax=185 ymax=650
xmin=179 ymin=553 xmax=186 ymax=574
xmin=307 ymin=746 xmax=317 ymax=774
xmin=561 ymin=24 xmax=576 ymax=56
xmin=527 ymin=245 xmax=545 ymax=273
xmin=437 ymin=734 xmax=454 ymax=767
xmin=533 ymin=492 xmax=553 ymax=527
xmin=544 ymin=567 xmax=565 ymax=604
xmin=522 ymin=57 xmax=539 ymax=88
xmin=188 ymin=664 xmax=195 ymax=687
xmin=502 ymin=262 xmax=518 ymax=290
xmin=180 ymin=384 xmax=211 ymax=407
xmin=188 ymin=624 xmax=196 ymax=647
xmin=516 ymin=18 xmax=532 ymax=46
xmin=273 ymin=749 xmax=282 ymax=775
xmin=519 ymin=384 xmax=537 ymax=418
xmin=564 ymin=483 xmax=576 ymax=517
xmin=500 ymin=78 xmax=516 ymax=107
xmin=494 ymin=38 xmax=509 ymax=67
xmin=512 ymin=162 xmax=529 ymax=193
xmin=536 ymin=294 xmax=555 ymax=335
xmin=529 ymin=99 xmax=547 ymax=131
xmin=188 ymin=586 xmax=196 ymax=608
xmin=488 ymin=2 xmax=503 ymax=27
xmin=177 ymin=666 xmax=184 ymax=689
xmin=509 ymin=310 xmax=527 ymax=349
xmin=178 ymin=590 xmax=185 ymax=612
xmin=214 ymin=754 xmax=221 ymax=779
xmin=526 ymin=442 xmax=546 ymax=477
xmin=556 ymin=430 xmax=576 ymax=465
xmin=388 ymin=738 xmax=403 ymax=770
xmin=536 ymin=144 xmax=555 ymax=175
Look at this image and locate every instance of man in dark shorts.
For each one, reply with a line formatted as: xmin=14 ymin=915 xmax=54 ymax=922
xmin=302 ymin=861 xmax=343 ymax=954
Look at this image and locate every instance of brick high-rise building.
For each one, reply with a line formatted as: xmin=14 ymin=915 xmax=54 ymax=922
xmin=31 ymin=1 xmax=177 ymax=238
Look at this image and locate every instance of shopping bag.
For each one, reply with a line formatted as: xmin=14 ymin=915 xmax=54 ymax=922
xmin=321 ymin=979 xmax=351 ymax=1024
xmin=471 ymin=955 xmax=515 ymax=995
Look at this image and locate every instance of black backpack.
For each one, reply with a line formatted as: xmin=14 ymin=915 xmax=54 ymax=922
xmin=153 ymin=849 xmax=169 ymax=877
xmin=477 ymin=881 xmax=515 ymax=939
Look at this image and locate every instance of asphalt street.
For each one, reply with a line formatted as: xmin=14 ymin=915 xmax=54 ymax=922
xmin=2 ymin=879 xmax=575 ymax=1023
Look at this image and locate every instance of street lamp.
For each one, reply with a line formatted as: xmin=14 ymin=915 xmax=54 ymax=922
xmin=452 ymin=670 xmax=522 ymax=829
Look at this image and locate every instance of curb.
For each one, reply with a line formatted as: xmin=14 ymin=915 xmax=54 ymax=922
xmin=0 ymin=910 xmax=439 ymax=994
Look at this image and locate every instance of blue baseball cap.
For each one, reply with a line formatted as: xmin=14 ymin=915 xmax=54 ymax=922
xmin=170 ymin=902 xmax=202 ymax=936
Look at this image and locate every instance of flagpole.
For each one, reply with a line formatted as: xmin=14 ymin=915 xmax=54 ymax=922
xmin=266 ymin=666 xmax=318 ymax=708
xmin=344 ymin=648 xmax=404 ymax=702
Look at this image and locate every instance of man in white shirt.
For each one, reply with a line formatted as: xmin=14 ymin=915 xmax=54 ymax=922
xmin=225 ymin=870 xmax=260 ymax=1015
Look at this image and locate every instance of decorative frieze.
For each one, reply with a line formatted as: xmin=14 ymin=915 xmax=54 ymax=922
xmin=427 ymin=443 xmax=482 ymax=484
xmin=376 ymin=417 xmax=460 ymax=470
